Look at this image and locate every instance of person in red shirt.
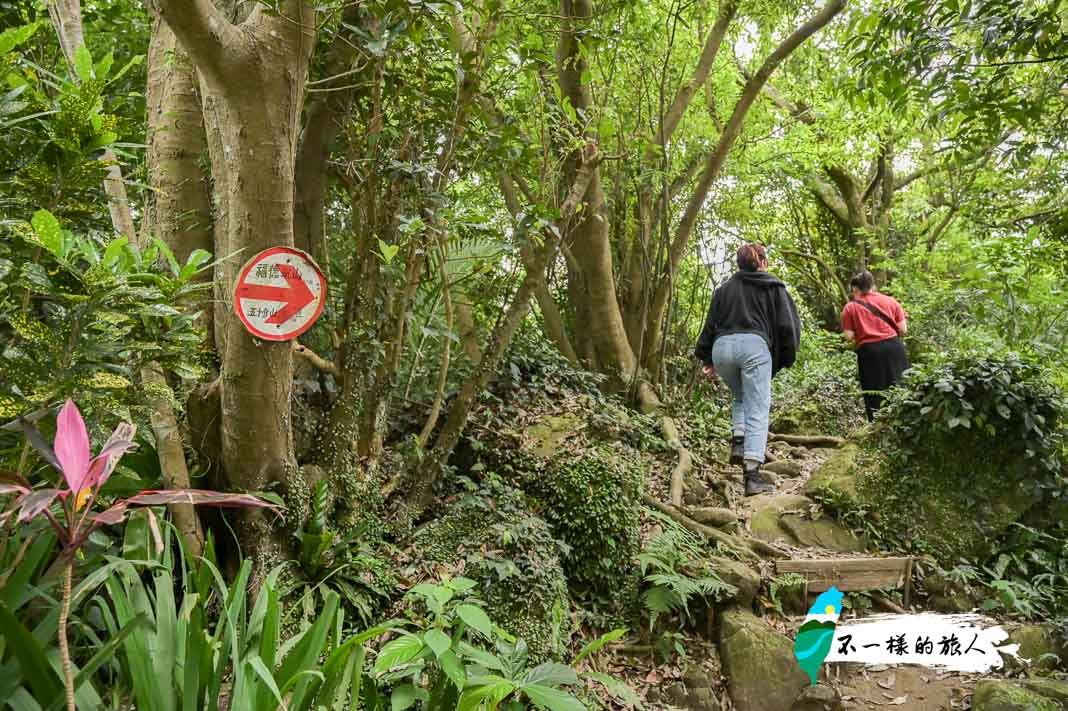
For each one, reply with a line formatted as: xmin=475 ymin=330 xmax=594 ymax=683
xmin=840 ymin=271 xmax=911 ymax=421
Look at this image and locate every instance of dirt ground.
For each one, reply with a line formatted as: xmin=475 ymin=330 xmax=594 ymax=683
xmin=826 ymin=663 xmax=982 ymax=709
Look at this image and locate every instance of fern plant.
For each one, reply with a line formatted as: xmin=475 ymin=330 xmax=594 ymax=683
xmin=636 ymin=511 xmax=737 ymax=631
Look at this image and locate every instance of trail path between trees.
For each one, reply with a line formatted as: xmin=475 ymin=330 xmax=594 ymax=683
xmin=654 ymin=432 xmax=1049 ymax=711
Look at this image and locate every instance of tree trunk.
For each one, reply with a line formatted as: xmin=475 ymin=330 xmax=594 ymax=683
xmin=51 ymin=2 xmax=205 ymax=556
xmin=153 ymin=0 xmax=316 ymax=564
xmin=642 ymin=0 xmax=846 ymax=364
xmin=146 ymin=15 xmax=214 ymax=341
xmin=557 ymin=0 xmax=637 ymax=380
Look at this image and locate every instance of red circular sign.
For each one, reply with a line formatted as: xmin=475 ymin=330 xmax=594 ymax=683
xmin=233 ymin=247 xmax=327 ymax=341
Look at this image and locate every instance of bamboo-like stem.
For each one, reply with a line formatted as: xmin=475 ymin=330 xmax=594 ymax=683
xmin=59 ymin=556 xmax=75 ymax=711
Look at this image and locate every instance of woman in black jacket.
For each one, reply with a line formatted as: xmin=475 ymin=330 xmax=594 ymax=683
xmin=694 ymin=244 xmax=802 ymax=495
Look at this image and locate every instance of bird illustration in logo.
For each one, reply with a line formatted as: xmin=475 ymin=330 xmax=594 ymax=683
xmin=793 ymin=586 xmax=844 ymax=685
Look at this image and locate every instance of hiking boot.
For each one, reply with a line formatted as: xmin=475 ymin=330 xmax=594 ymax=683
xmin=743 ymin=464 xmax=775 ymax=497
xmin=729 ymin=436 xmax=744 ymax=465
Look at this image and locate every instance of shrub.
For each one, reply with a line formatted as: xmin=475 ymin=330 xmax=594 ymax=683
xmin=520 ymin=443 xmax=644 ymax=603
xmin=411 ymin=484 xmax=571 ymax=662
xmin=859 ymin=352 xmax=1066 ymax=562
xmin=771 ymin=329 xmax=864 ymax=438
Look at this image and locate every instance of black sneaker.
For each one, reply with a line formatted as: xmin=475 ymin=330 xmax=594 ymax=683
xmin=744 ymin=467 xmax=775 ymax=496
xmin=730 ymin=436 xmax=744 ymax=465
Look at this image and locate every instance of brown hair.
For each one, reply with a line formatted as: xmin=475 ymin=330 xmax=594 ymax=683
xmin=736 ymin=243 xmax=767 ymax=272
xmin=849 ymin=271 xmax=875 ymax=294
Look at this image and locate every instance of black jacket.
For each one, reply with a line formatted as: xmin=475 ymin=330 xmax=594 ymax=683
xmin=694 ymin=271 xmax=802 ymax=377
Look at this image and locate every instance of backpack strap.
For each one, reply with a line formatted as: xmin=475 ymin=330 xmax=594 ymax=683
xmin=849 ymin=298 xmax=900 ymax=335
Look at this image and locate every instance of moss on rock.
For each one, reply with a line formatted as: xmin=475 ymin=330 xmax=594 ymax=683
xmin=718 ymin=607 xmax=809 ymax=711
xmin=971 ymin=680 xmax=1060 ymax=711
xmin=411 ymin=488 xmax=571 ymax=661
xmin=804 ymin=444 xmax=861 ymax=513
xmin=520 ymin=442 xmax=644 ymax=601
xmin=750 ymin=494 xmax=865 ymax=553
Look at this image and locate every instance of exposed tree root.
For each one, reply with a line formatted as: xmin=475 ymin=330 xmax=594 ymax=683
xmin=769 ymin=433 xmax=844 ymax=448
xmin=643 ymin=494 xmax=786 ymax=562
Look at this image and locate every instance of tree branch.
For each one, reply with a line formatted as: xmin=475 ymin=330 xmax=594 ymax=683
xmin=147 ymin=0 xmax=245 ymax=79
xmin=656 ymin=0 xmax=738 ymax=146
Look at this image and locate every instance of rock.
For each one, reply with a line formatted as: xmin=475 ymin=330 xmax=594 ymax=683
xmin=750 ymin=494 xmax=813 ymax=541
xmin=719 ymin=607 xmax=809 ymax=711
xmin=710 ymin=556 xmax=761 ymax=607
xmin=525 ymin=413 xmax=585 ymax=458
xmin=749 ymin=494 xmax=865 ymax=553
xmin=665 ymin=681 xmax=691 ymax=707
xmin=779 ymin=514 xmax=865 ymax=552
xmin=1006 ymin=623 xmax=1066 ymax=671
xmin=971 ymin=680 xmax=1061 ymax=711
xmin=687 ymin=686 xmax=723 ymax=711
xmin=1017 ymin=678 xmax=1068 ymax=704
xmin=688 ymin=506 xmax=739 ymax=527
xmin=923 ymin=570 xmax=976 ymax=613
xmin=763 ymin=460 xmax=804 ymax=478
xmin=804 ymin=444 xmax=860 ymax=513
xmin=929 ymin=594 xmax=974 ymax=613
xmin=791 ymin=684 xmax=843 ymax=711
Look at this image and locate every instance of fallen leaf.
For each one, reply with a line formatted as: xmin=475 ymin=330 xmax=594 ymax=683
xmin=887 ymin=695 xmax=908 ymax=705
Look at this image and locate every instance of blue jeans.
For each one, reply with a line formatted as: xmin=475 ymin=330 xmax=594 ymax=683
xmin=711 ymin=333 xmax=772 ymax=463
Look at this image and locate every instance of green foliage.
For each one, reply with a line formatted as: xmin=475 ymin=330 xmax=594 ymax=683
xmin=858 ymin=351 xmax=1066 ymax=562
xmin=521 ymin=444 xmax=644 ymax=604
xmin=945 ymin=521 xmax=1068 ymax=621
xmin=772 ymin=329 xmax=864 ymax=438
xmin=0 ymin=210 xmax=209 ymax=429
xmin=636 ymin=511 xmax=736 ymax=632
xmin=293 ymin=479 xmax=399 ymax=627
xmin=411 ymin=483 xmax=571 ymax=662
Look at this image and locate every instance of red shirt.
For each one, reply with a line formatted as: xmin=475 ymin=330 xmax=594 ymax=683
xmin=841 ymin=292 xmax=907 ymax=346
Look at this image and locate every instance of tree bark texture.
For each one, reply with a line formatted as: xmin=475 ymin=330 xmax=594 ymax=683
xmin=557 ymin=0 xmax=638 ymax=380
xmin=147 ymin=15 xmax=214 ymax=340
xmin=153 ymin=0 xmax=316 ymax=563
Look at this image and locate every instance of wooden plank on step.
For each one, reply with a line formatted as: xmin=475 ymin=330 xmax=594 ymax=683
xmin=776 ymin=557 xmax=911 ymax=593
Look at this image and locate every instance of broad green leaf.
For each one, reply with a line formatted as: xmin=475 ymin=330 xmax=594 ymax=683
xmin=0 ymin=22 xmax=39 ymax=56
xmin=573 ymin=628 xmax=626 ymax=665
xmin=438 ymin=649 xmax=466 ymax=689
xmin=424 ymin=628 xmax=452 ymax=658
xmin=74 ymin=45 xmax=94 ymax=82
xmin=584 ymin=671 xmax=643 ymax=708
xmin=456 ymin=604 xmax=493 ymax=639
xmin=31 ymin=210 xmax=63 ymax=257
xmin=373 ymin=634 xmax=425 ymax=675
xmin=391 ymin=683 xmax=419 ymax=711
xmin=521 ymin=683 xmax=585 ymax=711
xmin=522 ymin=663 xmax=577 ymax=688
xmin=457 ymin=677 xmax=515 ymax=711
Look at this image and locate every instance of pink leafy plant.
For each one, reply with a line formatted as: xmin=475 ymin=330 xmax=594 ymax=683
xmin=0 ymin=399 xmax=278 ymax=711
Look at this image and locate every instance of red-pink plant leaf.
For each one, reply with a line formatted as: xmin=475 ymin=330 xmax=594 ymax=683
xmin=0 ymin=483 xmax=30 ymax=497
xmin=92 ymin=502 xmax=129 ymax=526
xmin=85 ymin=423 xmax=137 ymax=490
xmin=54 ymin=400 xmax=90 ymax=494
xmin=144 ymin=507 xmax=163 ymax=555
xmin=17 ymin=488 xmax=63 ymax=523
xmin=125 ymin=490 xmax=280 ymax=509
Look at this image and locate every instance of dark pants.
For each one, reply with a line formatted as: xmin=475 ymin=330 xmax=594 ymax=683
xmin=857 ymin=337 xmax=910 ymax=421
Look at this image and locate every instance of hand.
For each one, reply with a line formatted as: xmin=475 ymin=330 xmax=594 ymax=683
xmin=702 ymin=365 xmax=717 ymax=380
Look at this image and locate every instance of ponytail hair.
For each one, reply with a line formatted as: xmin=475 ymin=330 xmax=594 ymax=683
xmin=736 ymin=243 xmax=768 ymax=272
